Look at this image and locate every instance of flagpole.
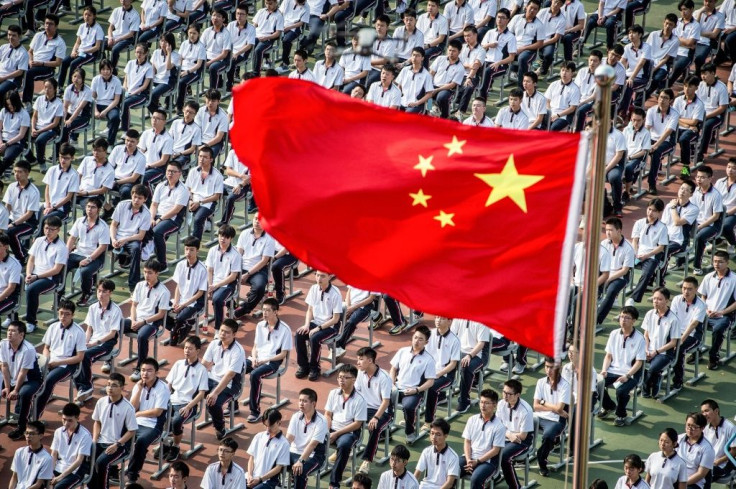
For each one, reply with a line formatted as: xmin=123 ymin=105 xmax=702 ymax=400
xmin=572 ymin=64 xmax=615 ymax=489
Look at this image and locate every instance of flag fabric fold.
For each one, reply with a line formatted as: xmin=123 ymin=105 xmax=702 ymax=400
xmin=230 ymin=78 xmax=587 ymax=359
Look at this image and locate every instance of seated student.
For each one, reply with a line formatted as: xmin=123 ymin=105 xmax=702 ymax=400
xmin=645 ymin=89 xmax=679 ymax=195
xmin=1 ymin=320 xmax=43 ymax=441
xmin=479 ymin=9 xmax=517 ymax=98
xmin=521 ymin=71 xmax=548 ymax=130
xmin=605 ymin=125 xmax=626 ymax=216
xmin=696 ymin=63 xmax=728 ymax=163
xmin=311 ymin=44 xmax=344 ymax=90
xmin=691 ymin=166 xmax=723 ymax=276
xmin=170 ymin=100 xmax=201 ymax=168
xmin=24 ymin=216 xmax=68 ymax=333
xmin=77 ymin=138 xmax=114 ymax=205
xmin=64 ymin=197 xmax=110 ymax=306
xmin=334 ymin=286 xmax=378 ymax=358
xmin=167 ymin=462 xmax=191 ymax=489
xmin=536 ymin=0 xmax=566 ymax=77
xmin=698 ymin=250 xmax=736 ymax=371
xmin=73 ymin=279 xmax=122 ymax=403
xmin=218 ymin=148 xmax=251 ymax=226
xmin=49 ymin=402 xmax=93 ymax=489
xmin=670 ymin=0 xmax=701 ymax=86
xmin=34 ymin=300 xmax=86 ymax=418
xmin=625 ymin=198 xmax=668 ymax=306
xmin=148 ymin=161 xmax=189 ymax=270
xmin=202 ymin=8 xmax=233 ymax=89
xmin=377 ymin=445 xmax=419 ymax=489
xmin=545 ymin=62 xmax=580 ymax=131
xmin=124 ymin=258 xmax=171 ymax=382
xmin=125 ymin=357 xmax=170 ymax=484
xmin=28 ymin=78 xmax=63 ymax=171
xmin=614 ymin=454 xmax=649 ymax=489
xmin=645 ymin=14 xmax=679 ymax=99
xmin=202 ymin=437 xmax=247 ymax=488
xmin=459 ymin=389 xmax=506 ymax=489
xmin=366 ymin=64 xmax=401 ymax=109
xmin=184 ymin=146 xmax=223 ymax=241
xmin=0 ymin=230 xmax=19 ymax=310
xmin=105 ymin=0 xmax=141 ymax=68
xmin=618 ymin=24 xmax=652 ymax=117
xmin=137 ymin=0 xmax=168 ymax=45
xmin=24 ymin=13 xmax=65 ymax=105
xmin=203 ymin=318 xmax=246 ymax=440
xmin=148 ymin=33 xmax=181 ymax=113
xmin=622 ymin=108 xmax=652 ymax=200
xmin=392 ymin=9 xmax=424 ymax=66
xmin=462 ymin=97 xmax=494 ymax=127
xmin=670 ymin=277 xmax=705 ymax=390
xmin=285 ymin=388 xmax=328 ymax=489
xmin=390 ymin=325 xmax=437 ymax=444
xmin=598 ymin=305 xmax=646 ymax=427
xmin=4 ymin=160 xmax=40 ymax=263
xmin=494 ymin=90 xmax=528 ymax=129
xmin=270 ymin=240 xmax=296 ymax=304
xmin=109 ymin=130 xmax=146 ymax=204
xmin=225 ymin=3 xmax=255 ymax=89
xmin=0 ymin=90 xmax=30 ymax=175
xmin=573 ymin=50 xmax=602 ymax=133
xmin=205 ymin=225 xmax=241 ymax=333
xmin=354 ymin=347 xmax=393 ymax=475
xmin=175 ymin=23 xmax=207 ymax=114
xmin=59 ymin=6 xmax=105 ymax=86
xmin=90 ymin=59 xmax=123 ymax=147
xmin=363 ymin=15 xmax=396 ymax=87
xmin=396 ymin=47 xmax=434 ymax=114
xmin=414 ymin=418 xmax=460 ymax=489
xmin=232 ymin=212 xmax=274 ymax=318
xmin=717 ymin=160 xmax=736 ymax=256
xmin=673 ymin=76 xmax=706 ymax=177
xmin=497 ymin=379 xmax=534 ymax=489
xmin=9 ymin=420 xmax=54 ymax=489
xmin=602 ymin=44 xmax=626 ymax=103
xmin=560 ymin=344 xmax=598 ymax=448
xmin=194 ymin=89 xmax=228 ymax=158
xmin=677 ymin=412 xmax=715 ymax=489
xmin=39 ymin=143 xmax=78 ymax=235
xmin=0 ymin=26 xmax=29 ymax=102
xmin=450 ymin=318 xmax=490 ymax=413
xmin=422 ymin=316 xmax=460 ymax=430
xmin=641 ymin=287 xmax=679 ymax=399
xmin=245 ymin=297 xmax=291 ymax=423
xmin=581 ymin=0 xmax=624 ymax=50
xmin=533 ymin=360 xmax=571 ymax=477
xmin=421 ymin=40 xmax=465 ymax=119
xmin=88 ymin=373 xmax=138 ymax=489
xmin=597 ymin=217 xmax=635 ymax=325
xmin=120 ymin=43 xmax=154 ymax=133
xmin=246 ymin=407 xmax=291 ymax=487
xmin=339 ymin=32 xmax=372 ymax=95
xmin=295 ymin=271 xmax=343 ymax=381
xmin=110 ymin=184 xmax=153 ymax=293
xmin=161 ymin=336 xmax=208 ymax=462
xmin=701 ymin=399 xmax=736 ymax=482
xmin=60 ymin=68 xmax=93 ymax=147
xmin=169 ymin=237 xmax=207 ymax=344
xmin=662 ymin=182 xmax=697 ymax=278
xmin=454 ymin=26 xmax=486 ymax=119
xmin=508 ymin=0 xmax=543 ymax=89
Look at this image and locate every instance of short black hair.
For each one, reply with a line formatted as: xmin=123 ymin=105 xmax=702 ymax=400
xmin=299 ymin=388 xmax=318 ymax=403
xmin=220 ymin=437 xmax=238 ymax=452
xmin=58 ymin=299 xmax=76 ymax=314
xmin=125 ymin=129 xmax=141 ymax=140
xmin=184 ymin=336 xmax=202 ymax=349
xmin=356 ymin=347 xmax=376 ymax=362
xmin=141 ymin=357 xmax=160 ymax=371
xmin=391 ymin=444 xmax=410 ymax=461
xmin=182 ymin=236 xmax=201 ymax=249
xmin=59 ymin=142 xmax=76 ymax=157
xmin=205 ymin=88 xmax=221 ymax=101
xmin=505 ymin=379 xmax=523 ymax=395
xmin=131 ymin=184 xmax=150 ymax=199
xmin=46 ymin=215 xmax=63 ymax=229
xmin=143 ymin=258 xmax=164 ymax=273
xmin=109 ymin=372 xmax=125 ymax=386
xmin=98 ymin=279 xmax=116 ymax=292
xmin=61 ymin=402 xmax=81 ymax=417
xmin=352 ymin=473 xmax=372 ymax=489
xmin=262 ymin=407 xmax=282 ymax=425
xmin=92 ymin=138 xmax=109 ymax=150
xmin=430 ymin=418 xmax=451 ymax=435
xmin=199 ymin=145 xmax=214 ymax=159
xmin=218 ymin=225 xmax=236 ymax=239
xmin=620 ymin=305 xmax=639 ymax=320
xmin=28 ymin=420 xmax=45 ymax=435
xmin=169 ymin=461 xmax=190 ymax=478
xmin=480 ymin=389 xmax=499 ymax=403
xmin=263 ymin=297 xmax=280 ymax=311
xmin=221 ymin=318 xmax=239 ymax=334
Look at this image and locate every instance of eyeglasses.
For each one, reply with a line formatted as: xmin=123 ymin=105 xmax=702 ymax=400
xmin=217 ymin=448 xmax=234 ymax=454
xmin=337 ymin=375 xmax=355 ymax=381
xmin=25 ymin=431 xmax=39 ymax=436
xmin=502 ymin=391 xmax=517 ymax=396
xmin=685 ymin=424 xmax=702 ymax=430
xmin=620 ymin=315 xmax=634 ymax=321
xmin=166 ymin=169 xmax=180 ymax=174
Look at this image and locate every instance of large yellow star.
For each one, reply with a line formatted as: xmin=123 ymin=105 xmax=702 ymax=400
xmin=443 ymin=136 xmax=466 ymax=157
xmin=414 ymin=155 xmax=435 ymax=177
xmin=409 ymin=189 xmax=432 ymax=207
xmin=474 ymin=155 xmax=544 ymax=213
xmin=434 ymin=210 xmax=455 ymax=227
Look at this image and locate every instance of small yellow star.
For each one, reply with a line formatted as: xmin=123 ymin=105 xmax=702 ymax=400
xmin=414 ymin=155 xmax=435 ymax=177
xmin=434 ymin=210 xmax=455 ymax=228
xmin=409 ymin=189 xmax=432 ymax=207
xmin=474 ymin=155 xmax=544 ymax=213
xmin=443 ymin=136 xmax=466 ymax=157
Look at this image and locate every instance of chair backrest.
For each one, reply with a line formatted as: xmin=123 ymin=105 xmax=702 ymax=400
xmin=70 ymin=442 xmax=97 ymax=489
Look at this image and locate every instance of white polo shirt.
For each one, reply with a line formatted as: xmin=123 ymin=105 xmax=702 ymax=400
xmin=498 ymin=398 xmax=534 ymax=433
xmin=377 ymin=470 xmax=420 ymax=489
xmin=601 ymin=237 xmax=635 ymax=273
xmin=91 ymin=74 xmax=123 ymax=106
xmin=30 ymin=236 xmax=68 ymax=276
xmin=253 ymin=8 xmax=284 ymax=37
xmin=92 ymin=395 xmax=138 ymax=444
xmin=367 ymin=82 xmax=402 ymax=108
xmin=470 ymin=0 xmax=496 ymax=25
xmin=606 ymin=128 xmax=626 ymax=163
xmin=662 ymin=201 xmax=697 ymax=244
xmin=202 ymin=461 xmax=247 ymax=489
xmin=533 ymin=376 xmax=571 ymax=422
xmin=287 ymin=410 xmax=328 ymax=455
xmin=692 ymin=185 xmax=723 ymax=225
xmin=673 ymin=95 xmax=705 ymax=129
xmin=600 ymin=0 xmax=626 ymax=17
xmin=396 ymin=66 xmax=433 ymax=107
xmin=173 ymin=259 xmax=207 ymax=303
xmin=676 ymin=434 xmax=714 ymax=489
xmin=390 ymin=347 xmax=437 ymax=390
xmin=78 ymin=158 xmax=115 ymax=192
xmin=444 ymin=1 xmax=474 ymax=32
xmin=0 ymin=252 xmax=21 ymax=289
xmin=494 ymin=107 xmax=528 ymax=129
xmin=463 ymin=413 xmax=506 ymax=459
xmin=205 ymin=245 xmax=241 ymax=284
xmin=42 ymin=321 xmax=86 ymax=363
xmin=30 ymin=32 xmax=66 ymax=62
xmin=69 ymin=216 xmax=110 ymax=257
xmin=180 ymin=40 xmax=207 ymax=72
xmin=131 ymin=378 xmax=170 ymax=429
xmin=76 ymin=22 xmax=105 ymax=54
xmin=697 ymin=10 xmax=725 ymax=45
xmin=675 ymin=18 xmax=702 ymax=57
xmin=417 ymin=13 xmax=448 ymax=45
xmin=222 ymin=149 xmax=248 ymax=188
xmin=698 ymin=80 xmax=729 ymax=113
xmin=0 ymin=339 xmax=38 ymax=387
xmin=645 ymin=451 xmax=688 ymax=489
xmin=108 ymin=6 xmax=141 ymax=42
xmin=84 ymin=300 xmax=122 ymax=343
xmin=202 ymin=26 xmax=233 ymax=59
xmin=151 ymin=49 xmax=181 ymax=85
xmin=704 ymin=417 xmax=736 ymax=468
xmin=721 ymin=0 xmax=736 ymax=28
xmin=393 ymin=26 xmax=425 ymax=60
xmin=203 ymin=339 xmax=245 ymax=388
xmin=236 ymin=229 xmax=275 ymax=271
xmin=63 ymin=85 xmax=93 ymax=116
xmin=152 ymin=180 xmax=190 ymax=217
xmin=646 ymin=31 xmax=679 ymax=72
xmin=355 ymin=367 xmax=392 ymax=411
xmin=252 ymin=319 xmax=292 ymax=362
xmin=139 ymin=128 xmax=174 ymax=165
xmin=641 ymin=308 xmax=678 ymax=354
xmin=416 ymin=444 xmax=460 ymax=489
xmin=111 ymin=201 xmax=152 ymax=240
xmin=603 ymin=328 xmax=646 ymax=376
xmin=325 ymin=387 xmax=368 ymax=431
xmin=602 ymin=59 xmax=626 ymax=87
xmin=170 ymin=119 xmax=202 ymax=154
xmin=166 ymin=358 xmax=209 ymax=405
xmin=572 ymin=242 xmax=612 ymax=287
xmin=124 ymin=60 xmax=154 ymax=93
xmin=4 ymin=181 xmax=40 ymax=222
xmin=0 ymin=108 xmax=29 ymax=142
xmin=522 ymin=90 xmax=547 ymax=127
xmin=509 ymin=15 xmax=543 ymax=47
xmin=289 ymin=68 xmax=317 ymax=82
xmin=670 ymin=294 xmax=706 ymax=337
xmin=140 ymin=0 xmax=168 ymax=30
xmin=110 ymin=146 xmax=146 ymax=179
xmin=165 ymin=0 xmax=193 ymax=21
xmin=698 ymin=269 xmax=736 ymax=311
xmin=538 ymin=8 xmax=565 ymax=40
xmin=50 ymin=424 xmax=92 ymax=474
xmin=305 ymin=283 xmax=343 ymax=326
xmin=646 ymin=106 xmax=679 ymax=141
xmin=459 ymin=43 xmax=485 ymax=74
xmin=339 ymin=49 xmax=371 ymax=79
xmin=247 ymin=431 xmax=290 ymax=478
xmin=545 ymin=80 xmax=581 ymax=115
xmin=430 ymin=56 xmax=465 ymax=87
xmin=133 ymin=281 xmax=171 ymax=322
xmin=280 ymin=0 xmax=310 ymax=27
xmin=42 ymin=165 xmax=79 ymax=209
xmin=371 ymin=36 xmax=397 ymax=70
xmin=227 ymin=21 xmax=256 ymax=53
xmin=195 ymin=107 xmax=228 ymax=142
xmin=463 ymin=115 xmax=494 ymax=127
xmin=447 ymin=319 xmax=487 ymax=356
xmin=33 ymin=95 xmax=63 ymax=128
xmin=575 ymin=69 xmax=597 ymax=100
xmin=0 ymin=44 xmax=29 ymax=79
xmin=623 ymin=125 xmax=652 ymax=157
xmin=314 ymin=60 xmax=345 ymax=89
xmin=631 ymin=218 xmax=668 ymax=256
xmin=622 ymin=42 xmax=652 ymax=78
xmin=561 ymin=362 xmax=597 ymax=403
xmin=716 ymin=177 xmax=736 ymax=213
xmin=185 ymin=166 xmax=224 ymax=209
xmin=11 ymin=446 xmax=54 ymax=489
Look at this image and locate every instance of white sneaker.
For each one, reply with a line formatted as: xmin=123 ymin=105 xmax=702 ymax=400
xmin=358 ymin=461 xmax=370 ymax=474
xmin=75 ymin=387 xmax=94 ymax=403
xmin=729 ymin=245 xmax=735 ymax=255
xmin=625 ymin=298 xmax=636 ymax=307
xmin=328 ymin=452 xmax=337 ymax=464
xmin=26 ymin=323 xmax=36 ymax=333
xmin=101 ymin=362 xmax=112 ymax=374
xmin=512 ymin=363 xmax=526 ymax=375
xmin=499 ymin=362 xmax=509 ymax=373
xmin=2 ymin=317 xmax=11 ymax=327
xmin=334 ymin=347 xmax=346 ymax=359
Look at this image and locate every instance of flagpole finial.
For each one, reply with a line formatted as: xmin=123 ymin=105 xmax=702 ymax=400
xmin=594 ymin=64 xmax=616 ymax=88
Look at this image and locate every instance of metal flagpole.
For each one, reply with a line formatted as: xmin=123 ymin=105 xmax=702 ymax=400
xmin=572 ymin=64 xmax=615 ymax=489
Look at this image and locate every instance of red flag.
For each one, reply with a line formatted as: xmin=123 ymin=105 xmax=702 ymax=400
xmin=231 ymin=78 xmax=587 ymax=359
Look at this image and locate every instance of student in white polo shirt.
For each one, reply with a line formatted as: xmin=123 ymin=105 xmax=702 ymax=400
xmin=23 ymin=14 xmax=66 ymax=105
xmin=120 ymin=43 xmax=154 ymax=134
xmin=170 ymin=100 xmax=202 ymax=168
xmin=88 ymin=373 xmax=138 ymax=489
xmin=109 ymin=130 xmax=145 ymax=203
xmin=716 ymin=160 xmax=736 ymax=256
xmin=202 ymin=437 xmax=247 ymax=489
xmin=34 ymin=300 xmax=86 ymax=418
xmin=325 ymin=364 xmax=368 ymax=489
xmin=508 ymin=0 xmax=544 ymax=89
xmin=645 ymin=14 xmax=679 ymax=99
xmin=185 ymin=146 xmax=223 ymax=241
xmin=175 ymin=23 xmax=207 ymax=114
xmin=59 ymin=6 xmax=105 ymax=87
xmin=0 ymin=90 xmax=29 ymax=176
xmin=77 ymin=139 xmax=115 ymax=206
xmin=459 ymin=389 xmax=506 ymax=489
xmin=25 ymin=215 xmax=68 ymax=333
xmin=377 ymin=445 xmax=419 ymax=489
xmin=645 ymin=89 xmax=679 ymax=194
xmin=333 ymin=286 xmax=378 ymax=357
xmin=414 ymin=418 xmax=460 ymax=489
xmin=521 ymin=72 xmax=547 ymax=130
xmin=29 ymin=78 xmax=63 ymax=171
xmin=205 ymin=225 xmax=240 ymax=333
xmin=390 ymin=325 xmax=437 ymax=444
xmin=670 ymin=276 xmax=706 ymax=390
xmin=626 ymin=198 xmax=669 ymax=305
xmin=246 ymin=407 xmax=291 ymax=488
xmin=124 ymin=258 xmax=171 ymax=382
xmin=622 ymin=108 xmax=652 ymax=199
xmin=169 ymin=236 xmax=208 ymax=344
xmin=161 ymin=336 xmax=208 ymax=463
xmin=203 ymin=318 xmax=246 ymax=440
xmin=573 ymin=50 xmax=601 ymax=133
xmin=450 ymin=318 xmax=490 ymax=414
xmin=105 ymin=0 xmax=141 ymax=68
xmin=697 ymin=249 xmax=736 ymax=370
xmin=494 ymin=90 xmax=529 ymax=129
xmin=339 ymin=32 xmax=372 ymax=95
xmin=140 ymin=109 xmax=174 ymax=187
xmin=354 ymin=347 xmax=393 ymax=475
xmin=225 ymin=2 xmax=255 ymax=91
xmin=202 ymin=8 xmax=233 ymax=90
xmin=664 ymin=183 xmax=699 ymax=276
xmin=0 ymin=26 xmax=29 ymax=102
xmin=396 ymin=47 xmax=435 ymax=114
xmin=533 ymin=359 xmax=571 ymax=477
xmin=417 ymin=0 xmax=448 ymax=63
xmin=110 ymin=184 xmax=152 ymax=292
xmin=367 ymin=64 xmax=402 ymax=109
xmin=194 ymin=89 xmax=228 ymax=157
xmin=677 ymin=412 xmax=715 ymax=489
xmin=232 ymin=212 xmax=275 ymax=318
xmin=245 ymin=297 xmax=292 ymax=423
xmin=675 ymin=77 xmax=706 ymax=177
xmin=149 ymin=161 xmax=190 ymax=269
xmin=618 ymin=24 xmax=652 ymax=117
xmin=597 ymin=217 xmax=636 ymax=325
xmin=287 ymin=387 xmax=329 ymax=489
xmin=641 ymin=288 xmax=679 ymax=399
xmin=125 ymin=357 xmax=171 ymax=484
xmin=90 ymin=59 xmax=123 ymax=147
xmin=420 ymin=40 xmax=465 ymax=119
xmin=546 ymin=61 xmax=580 ymax=131
xmin=4 ymin=161 xmax=40 ymax=262
xmin=295 ymin=271 xmax=343 ymax=381
xmin=0 ymin=231 xmax=21 ymax=315
xmin=60 ymin=68 xmax=93 ymax=148
xmin=462 ymin=96 xmax=494 ymax=127
xmin=393 ymin=9 xmax=424 ymax=65
xmin=701 ymin=399 xmax=736 ymax=481
xmin=314 ymin=42 xmax=345 ymax=90
xmin=9 ymin=420 xmax=54 ymax=489
xmin=49 ymin=402 xmax=93 ymax=489
xmin=422 ymin=317 xmax=460 ymax=429
xmin=497 ymin=379 xmax=534 ymax=489
xmin=148 ymin=32 xmax=181 ymax=114
xmin=289 ymin=52 xmax=317 ymax=81
xmin=697 ymin=63 xmax=729 ymax=162
xmin=39 ymin=144 xmax=77 ymax=236
xmin=692 ymin=165 xmax=724 ymax=275
xmin=218 ymin=148 xmax=251 ymax=226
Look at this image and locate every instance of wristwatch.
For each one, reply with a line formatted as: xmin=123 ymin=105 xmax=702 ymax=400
xmin=540 ymin=399 xmax=546 ymax=406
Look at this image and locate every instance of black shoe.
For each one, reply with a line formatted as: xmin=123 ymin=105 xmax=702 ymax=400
xmin=308 ymin=369 xmax=321 ymax=381
xmin=8 ymin=428 xmax=24 ymax=440
xmin=295 ymin=367 xmax=309 ymax=379
xmin=708 ymin=361 xmax=720 ymax=370
xmin=154 ymin=445 xmax=170 ymax=460
xmin=165 ymin=446 xmax=181 ymax=462
xmin=233 ymin=304 xmax=250 ymax=319
xmin=76 ymin=293 xmax=92 ymax=307
xmin=686 ymin=353 xmax=696 ymax=365
xmin=539 ymin=461 xmax=550 ymax=477
xmin=276 ymin=294 xmax=285 ymax=305
xmin=672 ymin=381 xmax=683 ymax=390
xmin=215 ymin=429 xmax=226 ymax=441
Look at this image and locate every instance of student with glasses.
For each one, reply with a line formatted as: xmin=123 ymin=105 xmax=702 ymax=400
xmin=202 ymin=438 xmax=247 ymax=488
xmin=497 ymin=379 xmax=533 ymax=489
xmin=9 ymin=420 xmax=54 ymax=489
xmin=677 ymin=413 xmax=715 ymax=489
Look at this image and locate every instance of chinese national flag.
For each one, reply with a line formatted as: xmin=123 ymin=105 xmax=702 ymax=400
xmin=231 ymin=78 xmax=587 ymax=359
